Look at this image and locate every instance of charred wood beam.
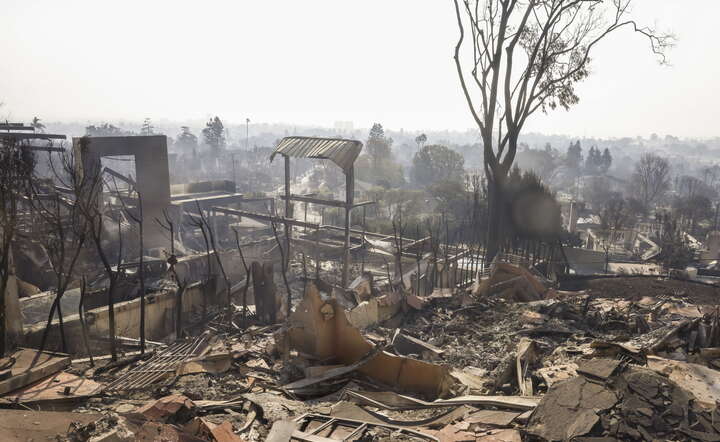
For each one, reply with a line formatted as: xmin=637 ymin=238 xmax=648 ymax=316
xmin=0 ymin=133 xmax=66 ymax=140
xmin=175 ymin=194 xmax=245 ymax=212
xmin=0 ymin=123 xmax=33 ymax=131
xmin=103 ymin=166 xmax=137 ymax=187
xmin=211 ymin=206 xmax=319 ymax=229
xmin=24 ymin=145 xmax=66 ymax=152
xmin=280 ymin=193 xmax=375 ymax=209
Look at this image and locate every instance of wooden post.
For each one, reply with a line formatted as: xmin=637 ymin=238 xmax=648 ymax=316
xmin=342 ymin=166 xmax=354 ymax=288
xmin=361 ymin=206 xmax=367 ymax=273
xmin=315 ymin=226 xmax=320 ymax=280
xmin=284 ymin=155 xmax=292 ymax=268
xmin=252 ymin=261 xmax=277 ymax=324
xmin=304 ymin=202 xmax=308 ymax=233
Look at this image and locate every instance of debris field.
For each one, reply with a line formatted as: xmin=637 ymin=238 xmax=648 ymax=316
xmin=3 ymin=263 xmax=720 ymax=442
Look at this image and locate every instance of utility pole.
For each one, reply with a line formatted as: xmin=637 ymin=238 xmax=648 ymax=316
xmin=245 ymin=118 xmax=250 ymax=150
xmin=231 ymin=152 xmax=237 ymax=187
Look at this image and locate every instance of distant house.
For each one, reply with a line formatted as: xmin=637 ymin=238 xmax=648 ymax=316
xmin=579 ymin=174 xmax=627 ymax=196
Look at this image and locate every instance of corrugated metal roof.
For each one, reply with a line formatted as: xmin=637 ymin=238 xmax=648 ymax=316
xmin=270 ymin=136 xmax=363 ymax=173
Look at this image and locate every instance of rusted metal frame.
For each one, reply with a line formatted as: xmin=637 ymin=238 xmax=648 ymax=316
xmin=279 ymin=194 xmax=339 ymax=209
xmin=343 ymin=423 xmax=369 ymax=440
xmin=104 ymin=342 xmax=192 ymax=391
xmin=106 ymin=341 xmax=197 ymax=389
xmin=120 ymin=341 xmax=198 ymax=386
xmin=284 ymin=155 xmax=292 ymax=270
xmin=280 ymin=193 xmax=375 ymax=210
xmin=176 ymin=194 xmax=245 ymax=213
xmin=342 ymin=166 xmax=354 ymax=288
xmin=104 ymin=334 xmax=208 ymax=391
xmin=293 ymin=413 xmax=438 ymax=441
xmin=212 ymin=206 xmax=319 ymax=230
xmin=322 ymin=225 xmax=417 ymax=243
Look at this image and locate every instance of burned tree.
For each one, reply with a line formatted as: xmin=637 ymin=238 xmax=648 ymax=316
xmin=72 ymin=138 xmax=121 ymax=361
xmin=452 ymin=0 xmax=672 ymax=260
xmin=0 ymin=136 xmax=35 ymax=355
xmin=156 ymin=209 xmax=186 ymax=338
xmin=232 ymin=227 xmax=251 ymax=327
xmin=631 ymin=153 xmax=671 ymax=211
xmin=193 ymin=201 xmax=232 ymax=321
xmin=187 ymin=211 xmax=212 ymax=322
xmin=31 ymin=149 xmax=90 ymax=355
xmin=110 ymin=176 xmax=148 ymax=353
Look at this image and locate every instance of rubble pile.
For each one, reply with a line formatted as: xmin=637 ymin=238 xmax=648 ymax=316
xmin=528 ymin=360 xmax=720 ymax=441
xmin=1 ymin=261 xmax=719 ymax=441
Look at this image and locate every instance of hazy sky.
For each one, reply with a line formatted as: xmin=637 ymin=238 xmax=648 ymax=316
xmin=1 ymin=1 xmax=718 ymax=138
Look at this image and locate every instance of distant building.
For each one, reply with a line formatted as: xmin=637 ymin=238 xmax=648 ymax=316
xmin=333 ymin=121 xmax=354 ymax=133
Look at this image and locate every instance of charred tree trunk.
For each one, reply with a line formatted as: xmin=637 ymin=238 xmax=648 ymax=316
xmin=175 ymin=282 xmax=186 ymax=339
xmin=78 ymin=277 xmax=94 ymax=366
xmin=485 ymin=170 xmax=507 ymax=263
xmin=107 ymin=277 xmax=117 ymax=360
xmin=252 ymin=261 xmax=277 ymax=324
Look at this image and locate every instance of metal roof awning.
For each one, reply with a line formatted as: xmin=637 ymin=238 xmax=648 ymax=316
xmin=269 ymin=136 xmax=362 ymax=173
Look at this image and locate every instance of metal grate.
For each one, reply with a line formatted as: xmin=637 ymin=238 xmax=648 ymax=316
xmin=104 ymin=334 xmax=210 ymax=392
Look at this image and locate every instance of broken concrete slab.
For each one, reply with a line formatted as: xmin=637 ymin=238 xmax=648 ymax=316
xmin=576 ymin=358 xmax=622 ymax=381
xmin=134 ymin=420 xmax=208 ymax=442
xmin=536 ymin=363 xmax=578 ymax=387
xmin=266 ymin=420 xmax=298 ymax=442
xmin=648 ymin=356 xmax=720 ymax=408
xmin=184 ymin=417 xmax=245 ymax=442
xmin=526 ymin=375 xmax=616 ymax=441
xmin=1 ymin=371 xmax=102 ymax=407
xmin=475 ymin=428 xmax=522 ymax=442
xmin=464 ymin=409 xmax=521 ymax=427
xmin=0 ymin=348 xmax=70 ymax=395
xmin=135 ymin=394 xmax=197 ymax=424
xmin=431 ymin=423 xmax=476 ymax=441
xmin=528 ymin=363 xmax=720 ymax=441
